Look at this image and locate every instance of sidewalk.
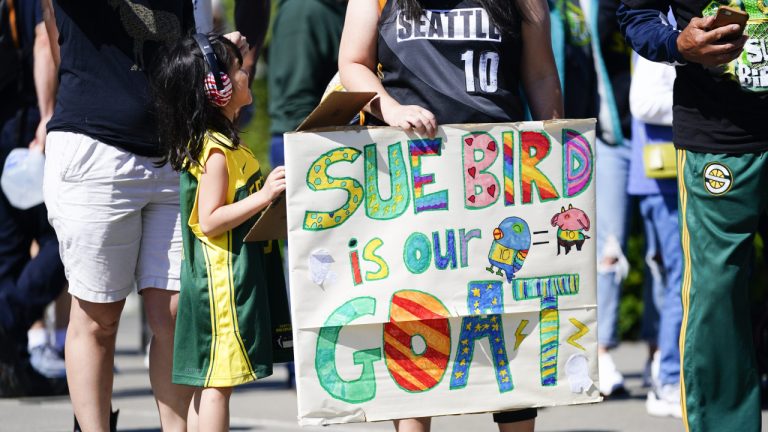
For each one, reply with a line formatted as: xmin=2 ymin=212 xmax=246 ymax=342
xmin=1 ymin=295 xmax=763 ymax=432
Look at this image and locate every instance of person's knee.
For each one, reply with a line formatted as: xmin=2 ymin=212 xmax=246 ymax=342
xmin=598 ymin=235 xmax=629 ymax=281
xmin=203 ymin=387 xmax=232 ymax=403
xmin=70 ymin=298 xmax=124 ymax=340
xmin=143 ymin=289 xmax=178 ymax=340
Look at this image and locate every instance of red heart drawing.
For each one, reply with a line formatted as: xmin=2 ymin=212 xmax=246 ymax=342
xmin=487 ymin=141 xmax=497 ymax=152
xmin=468 ymin=195 xmax=476 ymax=203
xmin=465 ymin=137 xmax=474 ymax=146
xmin=467 ymin=167 xmax=476 ymax=178
xmin=487 ymin=184 xmax=496 ymax=197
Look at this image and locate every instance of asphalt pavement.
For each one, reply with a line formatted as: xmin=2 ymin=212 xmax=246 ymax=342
xmin=1 ymin=295 xmax=764 ymax=432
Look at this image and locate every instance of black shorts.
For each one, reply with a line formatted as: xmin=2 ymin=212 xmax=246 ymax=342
xmin=492 ymin=408 xmax=538 ymax=423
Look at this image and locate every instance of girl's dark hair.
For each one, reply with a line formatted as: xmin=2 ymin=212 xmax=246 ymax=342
xmin=396 ymin=0 xmax=520 ymax=36
xmin=150 ymin=34 xmax=243 ymax=172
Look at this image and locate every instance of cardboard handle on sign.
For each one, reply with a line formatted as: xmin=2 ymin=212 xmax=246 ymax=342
xmin=244 ymin=194 xmax=287 ymax=242
xmin=296 ymin=91 xmax=377 ymax=132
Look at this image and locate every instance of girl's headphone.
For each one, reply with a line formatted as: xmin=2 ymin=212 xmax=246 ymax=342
xmin=193 ymin=34 xmax=233 ymax=107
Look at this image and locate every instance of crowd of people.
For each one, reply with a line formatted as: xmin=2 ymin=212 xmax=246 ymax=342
xmin=0 ymin=0 xmax=765 ymax=431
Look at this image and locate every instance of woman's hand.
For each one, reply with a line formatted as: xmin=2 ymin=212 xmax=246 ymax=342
xmin=379 ymin=97 xmax=437 ymax=138
xmin=262 ymin=166 xmax=286 ymax=202
xmin=338 ymin=0 xmax=439 ymax=138
xmin=223 ymin=31 xmax=250 ymax=57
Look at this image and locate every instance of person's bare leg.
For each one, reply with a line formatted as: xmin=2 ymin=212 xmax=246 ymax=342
xmin=55 ymin=290 xmax=71 ymax=328
xmin=66 ymin=297 xmax=125 ymax=432
xmin=394 ymin=417 xmax=431 ymax=432
xmin=187 ymin=388 xmax=202 ymax=432
xmin=198 ymin=387 xmax=232 ymax=432
xmin=55 ymin=290 xmax=71 ymax=350
xmin=498 ymin=419 xmax=535 ymax=432
xmin=142 ymin=288 xmax=194 ymax=432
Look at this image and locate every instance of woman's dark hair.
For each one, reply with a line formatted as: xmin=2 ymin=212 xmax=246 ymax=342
xmin=396 ymin=0 xmax=521 ymax=36
xmin=150 ymin=34 xmax=243 ymax=172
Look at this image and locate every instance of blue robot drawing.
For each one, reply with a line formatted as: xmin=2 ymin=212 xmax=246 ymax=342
xmin=487 ymin=217 xmax=531 ymax=282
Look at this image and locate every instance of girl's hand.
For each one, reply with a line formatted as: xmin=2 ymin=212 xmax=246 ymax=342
xmin=262 ymin=166 xmax=286 ymax=202
xmin=379 ymin=98 xmax=437 ymax=138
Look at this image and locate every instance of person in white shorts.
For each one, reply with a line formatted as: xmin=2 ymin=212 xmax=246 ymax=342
xmin=42 ymin=1 xmax=248 ymax=430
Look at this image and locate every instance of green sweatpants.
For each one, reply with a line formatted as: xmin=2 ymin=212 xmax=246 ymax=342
xmin=677 ymin=149 xmax=766 ymax=432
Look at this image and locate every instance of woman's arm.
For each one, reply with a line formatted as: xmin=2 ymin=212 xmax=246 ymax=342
xmin=338 ymin=0 xmax=436 ymax=137
xmin=41 ymin=0 xmax=59 ymax=67
xmin=518 ymin=0 xmax=563 ymax=120
xmin=197 ymin=149 xmax=285 ymax=238
xmin=30 ymin=21 xmax=57 ymax=153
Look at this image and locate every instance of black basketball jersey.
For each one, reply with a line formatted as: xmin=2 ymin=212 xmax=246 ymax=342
xmin=378 ymin=0 xmax=524 ymax=124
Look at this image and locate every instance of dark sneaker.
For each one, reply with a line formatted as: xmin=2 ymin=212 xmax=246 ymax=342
xmin=74 ymin=407 xmax=119 ymax=432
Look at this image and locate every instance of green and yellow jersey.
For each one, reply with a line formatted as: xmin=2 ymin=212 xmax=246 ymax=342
xmin=173 ymin=132 xmax=292 ymax=388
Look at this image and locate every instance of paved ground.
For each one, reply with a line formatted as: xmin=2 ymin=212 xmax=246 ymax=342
xmin=1 ymin=295 xmax=765 ymax=432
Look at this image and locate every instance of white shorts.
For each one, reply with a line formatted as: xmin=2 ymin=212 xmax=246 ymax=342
xmin=44 ymin=131 xmax=182 ymax=303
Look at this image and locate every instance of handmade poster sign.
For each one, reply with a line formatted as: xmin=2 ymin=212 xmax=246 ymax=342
xmin=284 ymin=119 xmax=600 ymax=425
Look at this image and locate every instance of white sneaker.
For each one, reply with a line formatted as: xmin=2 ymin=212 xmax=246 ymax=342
xmin=28 ymin=344 xmax=66 ymax=378
xmin=646 ymin=383 xmax=683 ymax=418
xmin=598 ymin=351 xmax=625 ymax=396
xmin=644 ymin=350 xmax=661 ymax=389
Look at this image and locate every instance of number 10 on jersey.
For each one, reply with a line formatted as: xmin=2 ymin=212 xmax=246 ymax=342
xmin=461 ymin=50 xmax=499 ymax=93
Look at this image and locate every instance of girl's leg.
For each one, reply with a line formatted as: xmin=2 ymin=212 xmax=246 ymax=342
xmin=198 ymin=386 xmax=233 ymax=432
xmin=54 ymin=290 xmax=70 ymax=352
xmin=393 ymin=417 xmax=431 ymax=432
xmin=188 ymin=388 xmax=202 ymax=432
xmin=143 ymin=289 xmax=195 ymax=432
xmin=498 ymin=420 xmax=535 ymax=432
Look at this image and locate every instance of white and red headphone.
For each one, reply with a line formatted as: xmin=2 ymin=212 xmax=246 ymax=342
xmin=193 ymin=34 xmax=233 ymax=107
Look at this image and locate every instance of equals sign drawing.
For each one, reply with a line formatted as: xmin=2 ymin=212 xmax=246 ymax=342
xmin=533 ymin=230 xmax=549 ymax=245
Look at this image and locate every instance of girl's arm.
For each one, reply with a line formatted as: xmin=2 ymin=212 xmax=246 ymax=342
xmin=518 ymin=0 xmax=564 ymax=120
xmin=338 ymin=0 xmax=436 ymax=137
xmin=197 ymin=149 xmax=286 ymax=238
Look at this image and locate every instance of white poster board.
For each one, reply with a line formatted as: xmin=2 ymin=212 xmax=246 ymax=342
xmin=284 ymin=120 xmax=600 ymax=425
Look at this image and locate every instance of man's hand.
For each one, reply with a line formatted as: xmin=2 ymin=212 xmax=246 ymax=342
xmin=677 ymin=16 xmax=748 ymax=66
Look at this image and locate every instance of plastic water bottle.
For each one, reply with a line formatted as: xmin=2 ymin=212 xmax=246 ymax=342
xmin=1 ymin=148 xmax=45 ymax=210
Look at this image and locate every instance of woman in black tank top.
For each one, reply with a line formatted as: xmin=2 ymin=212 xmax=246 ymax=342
xmin=339 ymin=0 xmax=562 ymax=137
xmin=338 ymin=1 xmax=563 ymax=431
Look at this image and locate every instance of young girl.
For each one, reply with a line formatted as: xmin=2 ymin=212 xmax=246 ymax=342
xmin=151 ymin=34 xmax=291 ymax=431
xmin=339 ymin=0 xmax=563 ymax=431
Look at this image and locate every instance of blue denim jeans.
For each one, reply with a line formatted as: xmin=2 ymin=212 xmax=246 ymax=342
xmin=638 ymin=194 xmax=683 ymax=386
xmin=596 ymin=140 xmax=633 ymax=348
xmin=270 ymin=133 xmax=285 ymax=168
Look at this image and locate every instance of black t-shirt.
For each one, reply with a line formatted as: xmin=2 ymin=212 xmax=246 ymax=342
xmin=623 ymin=0 xmax=768 ymax=153
xmin=378 ymin=0 xmax=525 ymax=124
xmin=47 ymin=0 xmax=193 ymax=157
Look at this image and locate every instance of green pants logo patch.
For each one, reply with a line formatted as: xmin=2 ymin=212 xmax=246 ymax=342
xmin=703 ymin=163 xmax=733 ymax=195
